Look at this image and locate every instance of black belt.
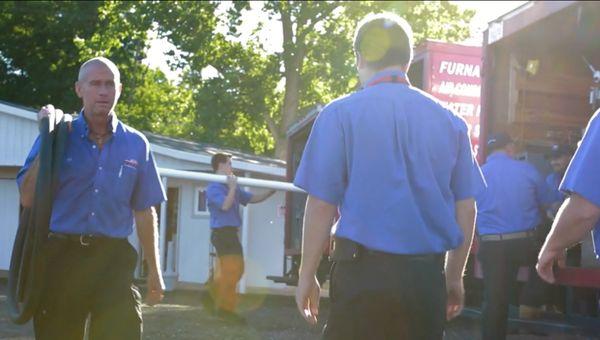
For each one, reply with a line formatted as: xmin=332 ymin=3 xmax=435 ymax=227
xmin=478 ymin=230 xmax=535 ymax=242
xmin=331 ymin=237 xmax=443 ymax=263
xmin=48 ymin=232 xmax=125 ymax=246
xmin=362 ymin=248 xmax=443 ymax=263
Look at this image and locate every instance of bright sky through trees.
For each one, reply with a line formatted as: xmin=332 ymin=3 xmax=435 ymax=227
xmin=144 ymin=1 xmax=527 ymax=82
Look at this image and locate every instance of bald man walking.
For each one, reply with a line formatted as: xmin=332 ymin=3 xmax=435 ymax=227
xmin=17 ymin=57 xmax=166 ymax=339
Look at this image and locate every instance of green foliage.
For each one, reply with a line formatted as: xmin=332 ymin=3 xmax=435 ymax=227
xmin=169 ymin=0 xmax=475 ymax=157
xmin=0 ymin=1 xmax=475 ymax=158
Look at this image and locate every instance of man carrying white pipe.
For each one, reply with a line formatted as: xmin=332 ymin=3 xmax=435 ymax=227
xmin=204 ymin=152 xmax=275 ymax=324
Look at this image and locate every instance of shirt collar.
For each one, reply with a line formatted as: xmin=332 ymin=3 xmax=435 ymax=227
xmin=364 ymin=69 xmax=408 ymax=88
xmin=487 ymin=151 xmax=512 ymax=162
xmin=73 ymin=110 xmax=120 ymax=139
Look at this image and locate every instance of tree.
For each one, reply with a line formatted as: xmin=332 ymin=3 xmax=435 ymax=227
xmin=0 ymin=1 xmax=199 ymax=139
xmin=165 ymin=1 xmax=475 ymax=158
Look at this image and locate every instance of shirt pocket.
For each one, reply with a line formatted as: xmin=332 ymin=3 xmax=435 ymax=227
xmin=113 ymin=164 xmax=138 ymax=203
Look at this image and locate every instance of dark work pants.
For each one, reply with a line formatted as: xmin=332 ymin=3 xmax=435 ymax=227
xmin=324 ymin=252 xmax=446 ymax=340
xmin=33 ymin=237 xmax=142 ymax=340
xmin=520 ymin=223 xmax=556 ymax=308
xmin=479 ymin=237 xmax=535 ymax=340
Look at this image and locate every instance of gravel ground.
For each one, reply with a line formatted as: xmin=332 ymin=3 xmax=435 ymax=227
xmin=0 ymin=281 xmax=596 ymax=339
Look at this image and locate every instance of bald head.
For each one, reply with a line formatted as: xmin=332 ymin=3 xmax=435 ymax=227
xmin=78 ymin=57 xmax=121 ymax=83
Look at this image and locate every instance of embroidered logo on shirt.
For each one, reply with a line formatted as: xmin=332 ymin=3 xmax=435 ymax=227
xmin=124 ymin=159 xmax=138 ymax=169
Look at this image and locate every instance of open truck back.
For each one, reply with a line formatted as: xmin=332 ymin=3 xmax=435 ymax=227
xmin=478 ymin=0 xmax=600 ymax=325
xmin=480 ymin=0 xmax=600 ymax=278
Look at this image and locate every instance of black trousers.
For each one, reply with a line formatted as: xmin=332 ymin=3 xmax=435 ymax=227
xmin=478 ymin=237 xmax=535 ymax=340
xmin=324 ymin=251 xmax=446 ymax=340
xmin=33 ymin=236 xmax=142 ymax=340
xmin=520 ymin=223 xmax=557 ymax=308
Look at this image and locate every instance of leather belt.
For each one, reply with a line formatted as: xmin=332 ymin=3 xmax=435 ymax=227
xmin=48 ymin=232 xmax=124 ymax=246
xmin=479 ymin=230 xmax=535 ymax=242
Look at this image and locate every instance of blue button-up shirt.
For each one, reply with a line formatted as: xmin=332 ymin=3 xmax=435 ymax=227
xmin=560 ymin=110 xmax=600 ymax=258
xmin=17 ymin=114 xmax=166 ymax=238
xmin=206 ymin=183 xmax=253 ymax=229
xmin=546 ymin=172 xmax=566 ymax=203
xmin=294 ymin=70 xmax=485 ymax=255
xmin=476 ymin=152 xmax=553 ymax=235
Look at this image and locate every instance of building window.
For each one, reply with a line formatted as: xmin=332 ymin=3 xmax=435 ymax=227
xmin=194 ymin=186 xmax=209 ymax=216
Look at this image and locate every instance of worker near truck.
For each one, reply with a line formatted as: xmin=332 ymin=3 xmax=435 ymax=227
xmin=205 ymin=153 xmax=275 ymax=325
xmin=475 ymin=132 xmax=554 ymax=339
xmin=537 ymin=109 xmax=600 ymax=286
xmin=17 ymin=57 xmax=167 ymax=339
xmin=519 ymin=144 xmax=574 ymax=318
xmin=294 ymin=13 xmax=484 ymax=339
xmin=546 ymin=144 xmax=574 ymax=219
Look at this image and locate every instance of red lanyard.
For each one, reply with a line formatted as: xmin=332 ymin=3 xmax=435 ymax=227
xmin=367 ymin=74 xmax=410 ymax=87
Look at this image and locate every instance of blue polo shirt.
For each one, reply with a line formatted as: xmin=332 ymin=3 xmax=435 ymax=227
xmin=16 ymin=113 xmax=166 ymax=238
xmin=560 ymin=110 xmax=600 ymax=258
xmin=476 ymin=152 xmax=553 ymax=235
xmin=546 ymin=172 xmax=566 ymax=203
xmin=294 ymin=70 xmax=485 ymax=255
xmin=206 ymin=182 xmax=253 ymax=229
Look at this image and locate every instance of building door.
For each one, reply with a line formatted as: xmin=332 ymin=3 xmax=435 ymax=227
xmin=0 ymin=179 xmax=20 ymax=271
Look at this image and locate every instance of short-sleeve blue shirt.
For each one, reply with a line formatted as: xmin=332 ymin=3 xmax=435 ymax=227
xmin=294 ymin=70 xmax=485 ymax=255
xmin=560 ymin=110 xmax=600 ymax=258
xmin=206 ymin=182 xmax=253 ymax=229
xmin=476 ymin=152 xmax=553 ymax=235
xmin=16 ymin=114 xmax=167 ymax=238
xmin=546 ymin=172 xmax=566 ymax=204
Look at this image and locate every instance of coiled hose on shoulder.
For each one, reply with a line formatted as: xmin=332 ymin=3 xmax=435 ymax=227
xmin=8 ymin=116 xmax=69 ymax=324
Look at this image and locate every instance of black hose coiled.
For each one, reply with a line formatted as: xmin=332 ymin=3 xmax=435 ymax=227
xmin=7 ymin=116 xmax=69 ymax=324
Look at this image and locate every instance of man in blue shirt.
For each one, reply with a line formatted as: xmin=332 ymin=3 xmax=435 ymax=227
xmin=546 ymin=144 xmax=574 ymax=218
xmin=475 ymin=132 xmax=553 ymax=339
xmin=519 ymin=144 xmax=574 ymax=318
xmin=537 ymin=110 xmax=600 ymax=283
xmin=293 ymin=13 xmax=483 ymax=339
xmin=17 ymin=57 xmax=166 ymax=339
xmin=205 ymin=153 xmax=275 ymax=324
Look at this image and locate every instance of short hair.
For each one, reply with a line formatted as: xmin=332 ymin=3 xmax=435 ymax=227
xmin=353 ymin=13 xmax=414 ymax=70
xmin=211 ymin=153 xmax=232 ymax=172
xmin=78 ymin=57 xmax=121 ymax=83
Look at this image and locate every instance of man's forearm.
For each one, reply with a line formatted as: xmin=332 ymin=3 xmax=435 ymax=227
xmin=135 ymin=207 xmax=162 ymax=275
xmin=19 ymin=157 xmax=40 ymax=208
xmin=446 ymin=199 xmax=476 ymax=283
xmin=543 ymin=194 xmax=600 ymax=252
xmin=249 ymin=190 xmax=275 ymax=204
xmin=299 ymin=196 xmax=337 ymax=278
xmin=221 ymin=188 xmax=236 ymax=211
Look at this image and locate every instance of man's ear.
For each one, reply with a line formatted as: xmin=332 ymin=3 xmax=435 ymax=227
xmin=116 ymin=82 xmax=123 ymax=100
xmin=75 ymin=81 xmax=83 ymax=98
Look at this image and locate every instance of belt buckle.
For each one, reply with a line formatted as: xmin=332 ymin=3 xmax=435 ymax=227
xmin=80 ymin=234 xmax=91 ymax=247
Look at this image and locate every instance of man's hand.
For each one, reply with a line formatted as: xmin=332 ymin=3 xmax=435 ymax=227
xmin=536 ymin=245 xmax=566 ymax=284
xmin=146 ymin=269 xmax=165 ymax=306
xmin=226 ymin=174 xmax=238 ymax=190
xmin=446 ymin=279 xmax=464 ymax=320
xmin=38 ymin=104 xmax=72 ymax=132
xmin=295 ymin=274 xmax=320 ymax=325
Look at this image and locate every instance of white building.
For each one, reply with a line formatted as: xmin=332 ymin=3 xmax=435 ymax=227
xmin=0 ymin=100 xmax=291 ymax=294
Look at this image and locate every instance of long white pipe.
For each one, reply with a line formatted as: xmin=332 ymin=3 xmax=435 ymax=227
xmin=158 ymin=168 xmax=304 ymax=193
